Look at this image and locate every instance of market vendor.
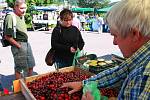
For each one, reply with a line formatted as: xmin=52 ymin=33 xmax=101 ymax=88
xmin=61 ymin=0 xmax=150 ymax=99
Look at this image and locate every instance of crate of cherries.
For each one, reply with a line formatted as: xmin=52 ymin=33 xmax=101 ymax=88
xmin=26 ymin=68 xmax=91 ymax=100
xmin=21 ymin=67 xmax=118 ymax=100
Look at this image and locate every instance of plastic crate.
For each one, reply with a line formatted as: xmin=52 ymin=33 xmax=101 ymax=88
xmin=76 ymin=54 xmax=97 ymax=65
xmin=89 ymin=60 xmax=117 ymax=74
xmin=88 ymin=54 xmax=125 ymax=74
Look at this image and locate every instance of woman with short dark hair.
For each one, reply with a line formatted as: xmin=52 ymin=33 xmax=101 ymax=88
xmin=51 ymin=9 xmax=85 ymax=68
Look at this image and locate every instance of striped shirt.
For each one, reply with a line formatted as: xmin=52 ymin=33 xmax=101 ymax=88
xmin=83 ymin=40 xmax=150 ymax=100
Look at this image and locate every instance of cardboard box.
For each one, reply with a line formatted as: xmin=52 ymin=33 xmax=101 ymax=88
xmin=19 ymin=66 xmax=94 ymax=100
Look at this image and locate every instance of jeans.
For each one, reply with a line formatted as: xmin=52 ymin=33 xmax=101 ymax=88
xmin=55 ymin=57 xmax=73 ymax=69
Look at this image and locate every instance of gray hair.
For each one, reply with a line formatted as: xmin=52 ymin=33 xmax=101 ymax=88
xmin=14 ymin=0 xmax=26 ymax=6
xmin=106 ymin=0 xmax=150 ymax=38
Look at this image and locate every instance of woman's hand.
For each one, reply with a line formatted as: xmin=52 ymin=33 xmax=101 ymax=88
xmin=70 ymin=47 xmax=76 ymax=53
xmin=61 ymin=81 xmax=83 ymax=94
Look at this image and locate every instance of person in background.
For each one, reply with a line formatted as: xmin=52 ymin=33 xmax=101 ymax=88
xmin=51 ymin=9 xmax=85 ymax=68
xmin=97 ymin=15 xmax=104 ymax=34
xmin=4 ymin=0 xmax=35 ymax=79
xmin=79 ymin=14 xmax=86 ymax=31
xmin=72 ymin=13 xmax=81 ymax=30
xmin=91 ymin=15 xmax=99 ymax=32
xmin=62 ymin=0 xmax=150 ymax=99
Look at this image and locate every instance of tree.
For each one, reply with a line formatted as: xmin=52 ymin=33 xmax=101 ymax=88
xmin=6 ymin=0 xmax=15 ymax=8
xmin=76 ymin=0 xmax=110 ymax=8
xmin=6 ymin=0 xmax=56 ymax=29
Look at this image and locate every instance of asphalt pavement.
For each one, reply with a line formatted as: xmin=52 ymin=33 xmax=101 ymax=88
xmin=0 ymin=30 xmax=122 ymax=91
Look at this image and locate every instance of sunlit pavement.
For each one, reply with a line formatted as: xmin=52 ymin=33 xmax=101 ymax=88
xmin=0 ymin=30 xmax=122 ymax=90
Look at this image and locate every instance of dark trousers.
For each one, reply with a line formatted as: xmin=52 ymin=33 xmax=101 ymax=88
xmin=55 ymin=57 xmax=73 ymax=69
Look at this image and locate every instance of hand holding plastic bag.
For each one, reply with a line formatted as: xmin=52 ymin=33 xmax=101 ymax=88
xmin=72 ymin=48 xmax=84 ymax=66
xmin=82 ymin=81 xmax=101 ymax=100
xmin=82 ymin=91 xmax=94 ymax=100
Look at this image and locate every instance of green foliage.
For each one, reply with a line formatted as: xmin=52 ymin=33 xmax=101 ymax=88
xmin=6 ymin=0 xmax=15 ymax=8
xmin=6 ymin=0 xmax=56 ymax=29
xmin=77 ymin=0 xmax=110 ymax=8
xmin=28 ymin=0 xmax=54 ymax=6
xmin=25 ymin=13 xmax=32 ymax=24
xmin=6 ymin=0 xmax=110 ymax=28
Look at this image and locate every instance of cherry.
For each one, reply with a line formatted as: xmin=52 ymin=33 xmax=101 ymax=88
xmin=27 ymin=70 xmax=91 ymax=100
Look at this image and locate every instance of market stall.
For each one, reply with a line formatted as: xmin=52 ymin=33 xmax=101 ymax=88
xmin=71 ymin=8 xmax=94 ymax=14
xmin=31 ymin=6 xmax=58 ymax=31
xmin=96 ymin=6 xmax=112 ymax=13
xmin=0 ymin=54 xmax=124 ymax=100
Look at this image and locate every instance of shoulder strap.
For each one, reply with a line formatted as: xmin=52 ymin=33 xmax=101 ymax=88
xmin=7 ymin=12 xmax=17 ymax=38
xmin=55 ymin=23 xmax=61 ymax=34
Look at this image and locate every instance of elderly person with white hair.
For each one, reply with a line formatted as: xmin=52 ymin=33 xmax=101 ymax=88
xmin=3 ymin=0 xmax=35 ymax=79
xmin=61 ymin=0 xmax=150 ymax=99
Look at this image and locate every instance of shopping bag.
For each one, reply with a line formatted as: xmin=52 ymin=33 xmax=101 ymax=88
xmin=83 ymin=81 xmax=102 ymax=100
xmin=72 ymin=48 xmax=84 ymax=66
xmin=76 ymin=48 xmax=84 ymax=58
xmin=45 ymin=48 xmax=55 ymax=66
